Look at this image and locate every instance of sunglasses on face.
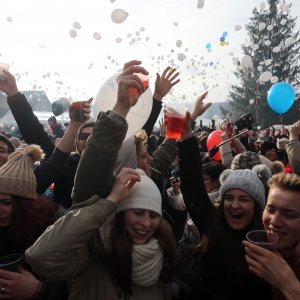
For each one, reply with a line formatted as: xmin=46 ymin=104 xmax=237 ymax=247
xmin=78 ymin=132 xmax=91 ymax=141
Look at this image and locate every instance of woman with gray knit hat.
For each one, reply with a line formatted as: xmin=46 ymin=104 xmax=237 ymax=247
xmin=176 ymin=108 xmax=272 ymax=299
xmin=26 ymin=61 xmax=176 ymax=300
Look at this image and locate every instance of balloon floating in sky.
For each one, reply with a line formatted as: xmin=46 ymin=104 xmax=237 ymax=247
xmin=249 ymin=99 xmax=255 ymax=105
xmin=69 ymin=29 xmax=77 ymax=38
xmin=111 ymin=8 xmax=129 ymax=24
xmin=267 ymin=25 xmax=273 ymax=31
xmin=197 ymin=0 xmax=205 ymax=9
xmin=220 ymin=41 xmax=225 ymax=46
xmin=267 ymin=82 xmax=295 ymax=114
xmin=259 ymin=22 xmax=266 ymax=31
xmin=265 ymin=59 xmax=272 ymax=66
xmin=260 ymin=2 xmax=266 ymax=12
xmin=116 ymin=37 xmax=122 ymax=43
xmin=220 ymin=36 xmax=225 ymax=42
xmin=254 ymin=44 xmax=259 ymax=50
xmin=206 ymin=43 xmax=211 ymax=49
xmin=234 ymin=25 xmax=242 ymax=31
xmin=177 ymin=53 xmax=186 ymax=62
xmin=280 ymin=19 xmax=287 ymax=26
xmin=73 ymin=22 xmax=81 ymax=30
xmin=176 ymin=40 xmax=182 ymax=47
xmin=93 ymin=32 xmax=101 ymax=40
xmin=241 ymin=55 xmax=252 ymax=69
xmin=6 ymin=16 xmax=13 ymax=22
xmin=285 ymin=37 xmax=293 ymax=47
xmin=222 ymin=31 xmax=228 ymax=37
xmin=272 ymin=46 xmax=281 ymax=53
xmin=259 ymin=71 xmax=272 ymax=82
xmin=265 ymin=40 xmax=271 ymax=46
xmin=257 ymin=66 xmax=263 ymax=71
xmin=270 ymin=76 xmax=278 ymax=84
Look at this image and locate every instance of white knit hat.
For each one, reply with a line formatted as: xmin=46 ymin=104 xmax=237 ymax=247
xmin=116 ymin=169 xmax=162 ymax=216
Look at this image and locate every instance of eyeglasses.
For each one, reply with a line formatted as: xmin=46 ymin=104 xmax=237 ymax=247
xmin=78 ymin=132 xmax=91 ymax=141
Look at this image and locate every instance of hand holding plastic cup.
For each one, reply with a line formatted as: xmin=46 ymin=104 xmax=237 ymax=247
xmin=0 ymin=254 xmax=24 ymax=272
xmin=129 ymin=73 xmax=149 ymax=96
xmin=69 ymin=100 xmax=88 ymax=122
xmin=0 ymin=63 xmax=10 ymax=80
xmin=165 ymin=105 xmax=187 ymax=139
xmin=246 ymin=230 xmax=278 ymax=250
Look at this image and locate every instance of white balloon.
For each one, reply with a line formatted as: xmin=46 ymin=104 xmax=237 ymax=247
xmin=73 ymin=22 xmax=81 ymax=29
xmin=111 ymin=8 xmax=129 ymax=24
xmin=254 ymin=44 xmax=259 ymax=50
xmin=177 ymin=53 xmax=186 ymax=62
xmin=257 ymin=66 xmax=263 ymax=71
xmin=197 ymin=0 xmax=205 ymax=9
xmin=272 ymin=46 xmax=281 ymax=53
xmin=257 ymin=126 xmax=261 ymax=130
xmin=241 ymin=55 xmax=252 ymax=69
xmin=176 ymin=40 xmax=182 ymax=47
xmin=116 ymin=37 xmax=122 ymax=43
xmin=234 ymin=25 xmax=242 ymax=31
xmin=259 ymin=71 xmax=272 ymax=82
xmin=173 ymin=22 xmax=178 ymax=26
xmin=284 ymin=4 xmax=289 ymax=11
xmin=94 ymin=73 xmax=153 ymax=140
xmin=259 ymin=22 xmax=266 ymax=31
xmin=265 ymin=40 xmax=271 ymax=46
xmin=69 ymin=29 xmax=77 ymax=38
xmin=93 ymin=32 xmax=101 ymax=40
xmin=285 ymin=37 xmax=293 ymax=47
xmin=6 ymin=16 xmax=13 ymax=22
xmin=270 ymin=76 xmax=278 ymax=84
xmin=260 ymin=2 xmax=266 ymax=12
xmin=249 ymin=99 xmax=255 ymax=105
xmin=267 ymin=25 xmax=273 ymax=31
xmin=280 ymin=19 xmax=287 ymax=26
xmin=265 ymin=59 xmax=272 ymax=66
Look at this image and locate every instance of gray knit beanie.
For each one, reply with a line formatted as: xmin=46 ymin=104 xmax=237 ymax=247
xmin=116 ymin=169 xmax=162 ymax=215
xmin=219 ymin=169 xmax=265 ymax=210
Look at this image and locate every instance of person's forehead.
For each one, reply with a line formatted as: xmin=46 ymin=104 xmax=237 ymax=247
xmin=0 ymin=140 xmax=9 ymax=151
xmin=267 ymin=187 xmax=300 ymax=211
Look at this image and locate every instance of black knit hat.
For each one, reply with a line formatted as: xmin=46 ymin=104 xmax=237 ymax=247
xmin=260 ymin=142 xmax=277 ymax=156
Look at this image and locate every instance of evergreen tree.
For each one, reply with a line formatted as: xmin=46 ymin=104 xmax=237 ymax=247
xmin=227 ymin=0 xmax=300 ymax=128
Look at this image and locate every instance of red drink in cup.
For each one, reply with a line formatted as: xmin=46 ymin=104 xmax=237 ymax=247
xmin=165 ymin=106 xmax=187 ymax=140
xmin=69 ymin=101 xmax=87 ymax=122
xmin=129 ymin=73 xmax=149 ymax=96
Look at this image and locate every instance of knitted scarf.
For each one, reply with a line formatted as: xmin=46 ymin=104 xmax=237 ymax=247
xmin=98 ymin=216 xmax=163 ymax=287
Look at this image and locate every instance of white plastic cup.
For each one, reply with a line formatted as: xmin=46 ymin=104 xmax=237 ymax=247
xmin=246 ymin=230 xmax=278 ymax=250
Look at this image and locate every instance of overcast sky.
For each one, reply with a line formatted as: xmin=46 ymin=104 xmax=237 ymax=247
xmin=1 ymin=0 xmax=299 ymax=107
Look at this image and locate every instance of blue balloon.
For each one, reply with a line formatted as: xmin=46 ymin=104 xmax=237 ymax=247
xmin=267 ymin=82 xmax=295 ymax=114
xmin=206 ymin=43 xmax=211 ymax=49
xmin=220 ymin=36 xmax=225 ymax=42
xmin=222 ymin=31 xmax=228 ymax=37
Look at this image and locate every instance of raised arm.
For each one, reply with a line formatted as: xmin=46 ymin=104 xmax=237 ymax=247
xmin=143 ymin=66 xmax=180 ymax=137
xmin=177 ymin=94 xmax=214 ymax=233
xmin=34 ymin=100 xmax=92 ymax=195
xmin=0 ymin=69 xmax=55 ymax=159
xmin=72 ymin=60 xmax=149 ymax=204
xmin=286 ymin=121 xmax=300 ymax=175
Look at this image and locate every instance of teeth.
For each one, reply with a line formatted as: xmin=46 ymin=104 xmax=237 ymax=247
xmin=135 ymin=230 xmax=148 ymax=236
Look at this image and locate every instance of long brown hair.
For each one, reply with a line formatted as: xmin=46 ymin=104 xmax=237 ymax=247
xmin=7 ymin=195 xmax=54 ymax=253
xmin=107 ymin=212 xmax=176 ymax=296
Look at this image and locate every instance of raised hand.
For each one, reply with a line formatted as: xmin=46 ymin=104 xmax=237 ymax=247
xmin=153 ymin=67 xmax=180 ymax=101
xmin=107 ymin=168 xmax=141 ymax=204
xmin=113 ymin=60 xmax=149 ymax=119
xmin=170 ymin=176 xmax=181 ymax=195
xmin=191 ymin=91 xmax=212 ymax=120
xmin=289 ymin=120 xmax=300 ymax=140
xmin=69 ymin=98 xmax=93 ymax=127
xmin=0 ymin=69 xmax=19 ymax=97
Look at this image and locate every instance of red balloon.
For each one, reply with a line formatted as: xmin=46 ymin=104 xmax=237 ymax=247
xmin=206 ymin=130 xmax=224 ymax=161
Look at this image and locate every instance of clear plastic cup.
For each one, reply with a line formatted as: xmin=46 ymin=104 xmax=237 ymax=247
xmin=246 ymin=230 xmax=278 ymax=250
xmin=0 ymin=254 xmax=24 ymax=272
xmin=129 ymin=73 xmax=149 ymax=96
xmin=165 ymin=105 xmax=187 ymax=139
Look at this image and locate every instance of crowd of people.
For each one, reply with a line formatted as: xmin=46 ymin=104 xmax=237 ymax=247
xmin=0 ymin=60 xmax=299 ymax=299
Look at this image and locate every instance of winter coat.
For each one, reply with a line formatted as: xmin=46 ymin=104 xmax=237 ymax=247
xmin=177 ymin=136 xmax=272 ymax=300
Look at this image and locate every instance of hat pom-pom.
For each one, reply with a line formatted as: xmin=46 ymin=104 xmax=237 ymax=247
xmin=24 ymin=144 xmax=45 ymax=161
xmin=219 ymin=169 xmax=234 ymax=185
